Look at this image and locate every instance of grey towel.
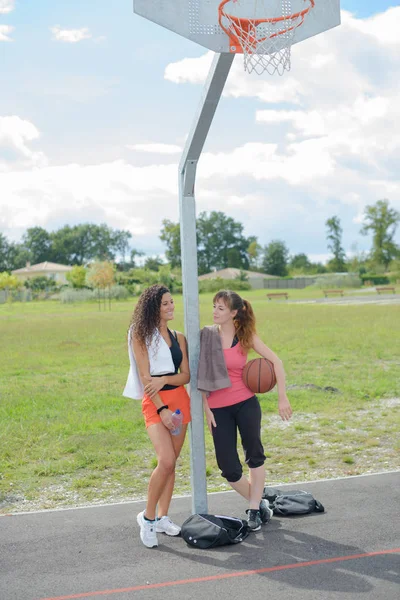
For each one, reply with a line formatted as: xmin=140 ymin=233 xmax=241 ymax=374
xmin=197 ymin=325 xmax=231 ymax=393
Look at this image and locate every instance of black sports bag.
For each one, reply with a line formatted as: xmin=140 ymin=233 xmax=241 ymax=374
xmin=181 ymin=514 xmax=250 ymax=549
xmin=263 ymin=487 xmax=325 ymax=516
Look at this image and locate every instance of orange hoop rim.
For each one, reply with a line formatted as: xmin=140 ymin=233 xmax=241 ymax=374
xmin=218 ymin=0 xmax=315 ymax=48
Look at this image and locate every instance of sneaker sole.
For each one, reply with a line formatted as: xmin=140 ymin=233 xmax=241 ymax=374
xmin=249 ymin=524 xmax=262 ymax=532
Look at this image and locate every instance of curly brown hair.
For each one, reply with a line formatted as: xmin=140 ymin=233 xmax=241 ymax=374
xmin=213 ymin=290 xmax=256 ymax=352
xmin=129 ymin=284 xmax=170 ymax=347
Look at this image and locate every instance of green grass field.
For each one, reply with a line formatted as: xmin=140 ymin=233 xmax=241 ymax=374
xmin=0 ymin=289 xmax=399 ymax=513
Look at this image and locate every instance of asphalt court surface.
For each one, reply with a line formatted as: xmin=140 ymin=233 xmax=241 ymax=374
xmin=1 ymin=471 xmax=399 ymax=600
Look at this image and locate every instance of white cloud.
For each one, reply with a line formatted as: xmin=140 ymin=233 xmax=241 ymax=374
xmin=126 ymin=143 xmax=182 ymax=155
xmin=0 ymin=156 xmax=178 ymax=246
xmin=1 ymin=8 xmax=400 ymax=256
xmin=349 ymin=6 xmax=400 ymax=46
xmin=50 ymin=26 xmax=92 ymax=43
xmin=0 ymin=0 xmax=14 ymax=14
xmin=0 ymin=24 xmax=14 ymax=41
xmin=162 ymin=8 xmax=400 ymax=212
xmin=0 ymin=116 xmax=47 ymax=169
xmin=165 ymin=10 xmax=400 ymax=106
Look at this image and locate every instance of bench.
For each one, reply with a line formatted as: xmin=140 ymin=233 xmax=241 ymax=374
xmin=376 ymin=286 xmax=396 ymax=294
xmin=323 ymin=289 xmax=344 ymax=298
xmin=267 ymin=292 xmax=288 ymax=301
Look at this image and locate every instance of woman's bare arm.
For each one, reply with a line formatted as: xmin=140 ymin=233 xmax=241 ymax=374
xmin=132 ymin=336 xmax=174 ymax=429
xmin=142 ymin=332 xmax=190 ymax=399
xmin=251 ymin=334 xmax=292 ymax=421
xmin=202 ymin=392 xmax=216 ymax=434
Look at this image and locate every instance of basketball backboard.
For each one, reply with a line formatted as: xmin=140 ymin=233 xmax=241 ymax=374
xmin=133 ymin=1 xmax=341 ymax=54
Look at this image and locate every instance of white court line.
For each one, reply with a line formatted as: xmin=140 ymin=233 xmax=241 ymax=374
xmin=2 ymin=468 xmax=399 ymax=517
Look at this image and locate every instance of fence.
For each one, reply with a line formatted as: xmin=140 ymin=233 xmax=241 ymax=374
xmin=0 ymin=289 xmax=32 ymax=304
xmin=262 ymin=277 xmax=316 ymax=290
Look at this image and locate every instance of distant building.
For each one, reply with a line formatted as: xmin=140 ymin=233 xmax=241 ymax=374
xmin=12 ymin=262 xmax=73 ymax=285
xmin=198 ymin=268 xmax=274 ymax=289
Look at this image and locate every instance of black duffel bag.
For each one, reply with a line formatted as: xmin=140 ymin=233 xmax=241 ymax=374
xmin=263 ymin=487 xmax=325 ymax=516
xmin=181 ymin=514 xmax=250 ymax=549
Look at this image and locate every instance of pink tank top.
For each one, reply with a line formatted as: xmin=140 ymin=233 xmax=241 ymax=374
xmin=207 ymin=343 xmax=253 ymax=409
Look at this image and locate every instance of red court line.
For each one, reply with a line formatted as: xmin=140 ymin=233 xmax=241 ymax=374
xmin=39 ymin=548 xmax=400 ymax=600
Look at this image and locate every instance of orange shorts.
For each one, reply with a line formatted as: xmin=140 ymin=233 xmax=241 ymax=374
xmin=142 ymin=386 xmax=192 ymax=429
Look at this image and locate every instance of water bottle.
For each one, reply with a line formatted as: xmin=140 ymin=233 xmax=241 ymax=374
xmin=171 ymin=409 xmax=183 ymax=436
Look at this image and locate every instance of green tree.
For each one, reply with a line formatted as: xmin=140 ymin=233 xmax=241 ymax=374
xmin=66 ymin=265 xmax=87 ymax=288
xmin=348 ymin=243 xmax=368 ymax=276
xmin=0 ymin=272 xmax=21 ymax=302
xmin=4 ymin=242 xmax=30 ymax=271
xmin=235 ymin=270 xmax=249 ymax=282
xmin=130 ymin=249 xmax=145 ymax=268
xmin=262 ymin=240 xmax=289 ymax=276
xmin=50 ymin=225 xmax=76 ymax=264
xmin=196 ymin=211 xmax=252 ymax=274
xmin=226 ymin=247 xmax=242 ymax=268
xmin=113 ymin=230 xmax=133 ymax=270
xmin=22 ymin=227 xmax=52 ymax=264
xmin=160 ymin=213 xmax=255 ymax=274
xmin=0 ymin=273 xmax=21 ymax=290
xmin=388 ymin=258 xmax=400 ymax=282
xmin=326 ymin=216 xmax=347 ymax=272
xmin=309 ymin=262 xmax=328 ymax=274
xmin=2 ymin=224 xmax=140 ymax=270
xmin=0 ymin=233 xmax=10 ymax=272
xmin=247 ymin=239 xmax=262 ymax=270
xmin=144 ymin=256 xmax=164 ymax=271
xmin=86 ymin=260 xmax=116 ymax=310
xmin=289 ymin=253 xmax=311 ymax=272
xmin=360 ymin=199 xmax=400 ymax=268
xmin=91 ymin=224 xmax=116 ymax=261
xmin=24 ymin=276 xmax=57 ymax=292
xmin=160 ymin=220 xmax=182 ymax=268
xmin=50 ymin=224 xmax=133 ymax=265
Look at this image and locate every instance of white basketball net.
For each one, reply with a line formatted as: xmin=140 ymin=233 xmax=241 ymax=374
xmin=218 ymin=0 xmax=315 ymax=76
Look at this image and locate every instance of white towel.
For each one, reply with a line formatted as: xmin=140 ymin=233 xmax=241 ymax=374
xmin=123 ymin=327 xmax=175 ymax=400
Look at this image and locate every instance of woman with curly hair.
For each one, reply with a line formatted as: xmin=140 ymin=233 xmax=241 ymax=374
xmin=197 ymin=290 xmax=292 ymax=532
xmin=123 ymin=284 xmax=190 ymax=548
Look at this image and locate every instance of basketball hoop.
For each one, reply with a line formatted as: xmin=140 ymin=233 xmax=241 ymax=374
xmin=218 ymin=0 xmax=315 ymax=75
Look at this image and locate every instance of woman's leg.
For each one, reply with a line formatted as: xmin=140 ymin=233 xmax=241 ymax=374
xmin=248 ymin=464 xmax=266 ymax=509
xmin=157 ymin=424 xmax=188 ymax=517
xmin=212 ymin=406 xmax=243 ymax=489
xmin=236 ymin=397 xmax=266 ymax=509
xmin=145 ymin=422 xmax=177 ymax=520
xmin=228 ymin=476 xmax=250 ymax=500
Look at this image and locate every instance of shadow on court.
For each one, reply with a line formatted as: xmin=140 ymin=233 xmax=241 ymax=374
xmin=0 ymin=471 xmax=399 ymax=600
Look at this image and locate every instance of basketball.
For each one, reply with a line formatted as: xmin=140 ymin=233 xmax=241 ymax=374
xmin=242 ymin=358 xmax=276 ymax=394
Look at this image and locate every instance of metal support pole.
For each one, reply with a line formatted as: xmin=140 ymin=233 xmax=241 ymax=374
xmin=179 ymin=52 xmax=234 ymax=515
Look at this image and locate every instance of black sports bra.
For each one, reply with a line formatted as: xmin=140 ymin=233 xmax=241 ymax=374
xmin=158 ymin=329 xmax=182 ymax=391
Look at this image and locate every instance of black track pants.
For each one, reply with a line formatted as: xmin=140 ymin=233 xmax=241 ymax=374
xmin=211 ymin=396 xmax=266 ymax=482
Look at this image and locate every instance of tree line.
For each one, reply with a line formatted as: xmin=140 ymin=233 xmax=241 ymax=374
xmin=160 ymin=199 xmax=399 ymax=276
xmin=0 ymin=199 xmax=399 ymax=278
xmin=0 ymin=223 xmax=141 ymax=272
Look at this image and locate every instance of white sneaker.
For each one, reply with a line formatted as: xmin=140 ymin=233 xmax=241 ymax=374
xmin=156 ymin=516 xmax=181 ymax=536
xmin=137 ymin=511 xmax=158 ymax=548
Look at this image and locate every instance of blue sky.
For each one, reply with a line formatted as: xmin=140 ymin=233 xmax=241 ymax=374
xmin=1 ymin=1 xmax=399 ymax=263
